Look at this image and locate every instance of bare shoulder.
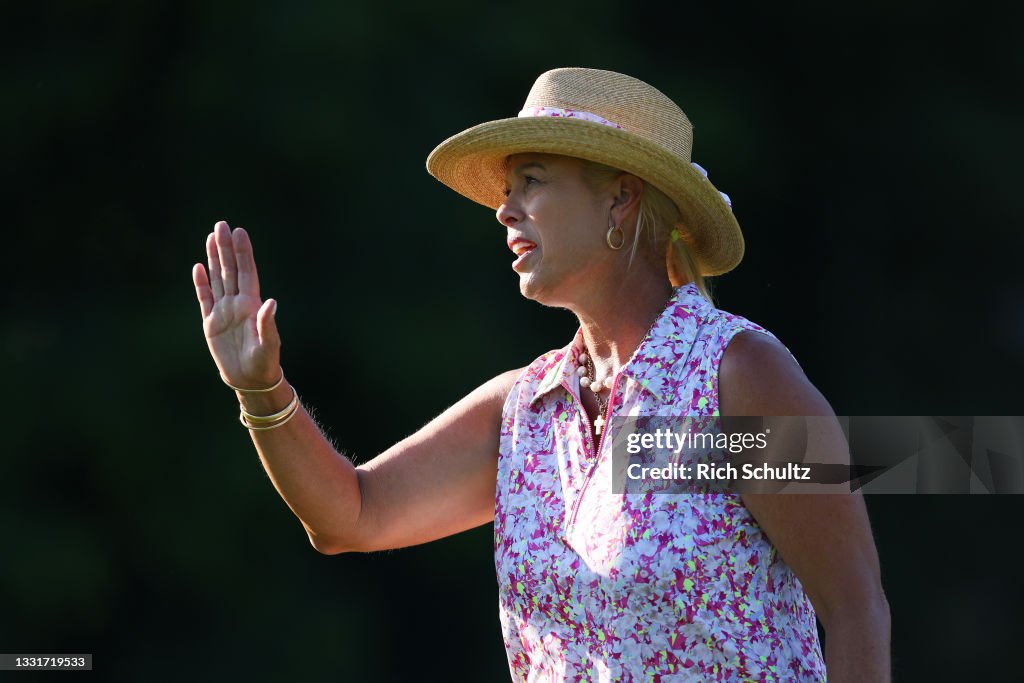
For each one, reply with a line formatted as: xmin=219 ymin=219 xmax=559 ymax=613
xmin=721 ymin=332 xmax=887 ymax=631
xmin=449 ymin=367 xmax=525 ymax=432
xmin=475 ymin=366 xmax=527 ymax=407
xmin=719 ymin=330 xmax=832 ymax=417
xmin=405 ymin=365 xmax=526 ymax=449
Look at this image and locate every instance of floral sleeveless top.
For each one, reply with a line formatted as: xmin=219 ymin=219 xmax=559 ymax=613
xmin=494 ymin=283 xmax=826 ymax=682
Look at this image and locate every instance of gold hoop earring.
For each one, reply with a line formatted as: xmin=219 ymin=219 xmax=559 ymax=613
xmin=606 ymin=224 xmax=625 ymax=250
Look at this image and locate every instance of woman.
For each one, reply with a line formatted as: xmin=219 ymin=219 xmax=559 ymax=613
xmin=193 ymin=68 xmax=890 ymax=681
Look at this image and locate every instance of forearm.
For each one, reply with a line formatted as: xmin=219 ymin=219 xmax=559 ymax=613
xmin=822 ymin=597 xmax=892 ymax=683
xmin=238 ymin=380 xmax=363 ymax=553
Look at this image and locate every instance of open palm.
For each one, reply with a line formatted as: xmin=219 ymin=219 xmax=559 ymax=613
xmin=192 ymin=220 xmax=281 ymax=389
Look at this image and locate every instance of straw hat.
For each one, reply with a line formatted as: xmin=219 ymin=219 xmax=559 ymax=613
xmin=426 ymin=67 xmax=744 ymax=276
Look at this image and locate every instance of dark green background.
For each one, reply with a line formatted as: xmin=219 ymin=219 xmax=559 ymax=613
xmin=4 ymin=1 xmax=1022 ymax=680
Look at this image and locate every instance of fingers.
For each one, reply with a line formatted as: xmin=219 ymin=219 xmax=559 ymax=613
xmin=215 ymin=220 xmax=238 ymax=296
xmin=233 ymin=227 xmax=261 ymax=297
xmin=206 ymin=231 xmax=225 ymax=299
xmin=257 ymin=298 xmax=281 ymax=349
xmin=207 ymin=221 xmax=259 ymax=300
xmin=193 ymin=263 xmax=214 ymax=318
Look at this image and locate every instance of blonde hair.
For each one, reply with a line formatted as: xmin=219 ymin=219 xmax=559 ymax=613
xmin=578 ymin=159 xmax=712 ymax=302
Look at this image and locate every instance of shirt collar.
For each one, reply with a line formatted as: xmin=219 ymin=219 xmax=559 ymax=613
xmin=530 ymin=282 xmax=708 ymax=406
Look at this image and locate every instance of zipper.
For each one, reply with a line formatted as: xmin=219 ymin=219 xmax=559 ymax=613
xmin=565 ymin=374 xmax=621 ymax=530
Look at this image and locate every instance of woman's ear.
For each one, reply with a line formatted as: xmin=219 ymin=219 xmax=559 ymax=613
xmin=610 ymin=174 xmax=644 ymax=221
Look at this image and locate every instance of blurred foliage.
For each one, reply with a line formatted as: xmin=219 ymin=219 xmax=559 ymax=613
xmin=2 ymin=1 xmax=1022 ymax=680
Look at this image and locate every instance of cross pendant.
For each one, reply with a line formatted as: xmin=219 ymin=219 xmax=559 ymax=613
xmin=594 ymin=414 xmax=606 ymax=435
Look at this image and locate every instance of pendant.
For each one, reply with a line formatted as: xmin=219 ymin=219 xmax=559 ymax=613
xmin=594 ymin=414 xmax=606 ymax=435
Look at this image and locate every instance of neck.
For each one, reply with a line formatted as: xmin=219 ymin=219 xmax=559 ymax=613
xmin=570 ymin=268 xmax=676 ymax=378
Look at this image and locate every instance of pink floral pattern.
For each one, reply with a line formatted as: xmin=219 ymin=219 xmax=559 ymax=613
xmin=495 ymin=283 xmax=826 ymax=682
xmin=518 ymin=106 xmax=624 ymax=129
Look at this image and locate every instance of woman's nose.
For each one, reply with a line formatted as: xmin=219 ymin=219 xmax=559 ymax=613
xmin=496 ymin=200 xmax=521 ymax=228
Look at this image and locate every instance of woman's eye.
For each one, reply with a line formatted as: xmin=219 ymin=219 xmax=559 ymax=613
xmin=503 ymin=177 xmax=540 ymax=197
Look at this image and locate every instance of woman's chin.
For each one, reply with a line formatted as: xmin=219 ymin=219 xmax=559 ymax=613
xmin=518 ymin=274 xmax=570 ymax=309
xmin=517 ymin=273 xmax=548 ymax=303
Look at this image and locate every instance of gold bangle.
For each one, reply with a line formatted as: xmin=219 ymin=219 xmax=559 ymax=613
xmin=222 ymin=369 xmax=285 ymax=393
xmin=239 ymin=386 xmax=301 ymax=431
xmin=239 ymin=402 xmax=300 ymax=430
xmin=239 ymin=385 xmax=298 ymax=424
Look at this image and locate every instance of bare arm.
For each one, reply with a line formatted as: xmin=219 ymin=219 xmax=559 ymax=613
xmin=353 ymin=366 xmax=521 ymax=552
xmin=720 ymin=331 xmax=891 ymax=683
xmin=193 ymin=221 xmax=521 ymax=555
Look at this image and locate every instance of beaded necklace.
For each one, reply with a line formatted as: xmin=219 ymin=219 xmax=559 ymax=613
xmin=575 ymin=351 xmax=613 ymax=435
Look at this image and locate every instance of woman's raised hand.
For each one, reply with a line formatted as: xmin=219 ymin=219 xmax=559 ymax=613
xmin=192 ymin=221 xmax=282 ymax=389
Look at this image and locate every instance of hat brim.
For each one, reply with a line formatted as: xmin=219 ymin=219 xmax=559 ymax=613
xmin=426 ymin=116 xmax=744 ymax=276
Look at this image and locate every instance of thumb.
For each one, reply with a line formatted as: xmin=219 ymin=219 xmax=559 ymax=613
xmin=257 ymin=298 xmax=281 ymax=348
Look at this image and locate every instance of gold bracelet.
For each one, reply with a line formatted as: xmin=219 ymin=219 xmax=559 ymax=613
xmin=239 ymin=385 xmax=300 ymax=431
xmin=222 ymin=369 xmax=285 ymax=393
xmin=239 ymin=385 xmax=298 ymax=424
xmin=239 ymin=402 xmax=300 ymax=431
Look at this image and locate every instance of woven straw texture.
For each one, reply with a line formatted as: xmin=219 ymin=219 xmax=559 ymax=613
xmin=426 ymin=68 xmax=744 ymax=276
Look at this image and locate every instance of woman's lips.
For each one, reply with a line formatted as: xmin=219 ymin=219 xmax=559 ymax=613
xmin=512 ymin=246 xmax=536 ymax=270
xmin=508 ymin=238 xmax=537 ymax=271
